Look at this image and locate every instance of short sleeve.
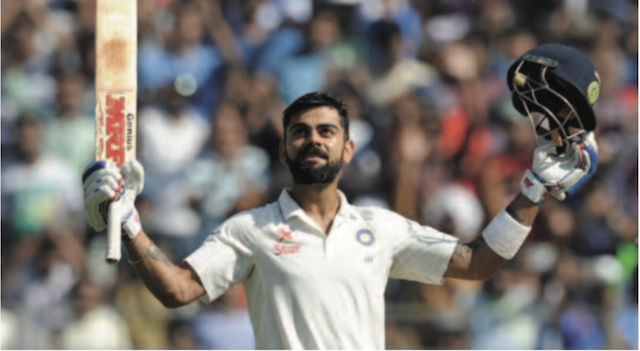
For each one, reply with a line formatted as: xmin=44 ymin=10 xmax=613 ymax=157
xmin=184 ymin=213 xmax=256 ymax=303
xmin=389 ymin=217 xmax=459 ymax=285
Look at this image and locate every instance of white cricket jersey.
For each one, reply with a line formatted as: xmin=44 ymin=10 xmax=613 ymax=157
xmin=185 ymin=189 xmax=458 ymax=350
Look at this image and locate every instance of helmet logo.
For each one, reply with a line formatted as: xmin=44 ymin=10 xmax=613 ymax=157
xmin=587 ymin=79 xmax=600 ymax=105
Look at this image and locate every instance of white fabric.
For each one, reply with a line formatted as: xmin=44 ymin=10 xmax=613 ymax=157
xmin=520 ymin=169 xmax=547 ymax=204
xmin=60 ymin=306 xmax=132 ymax=350
xmin=83 ymin=166 xmax=121 ymax=232
xmin=1 ymin=156 xmax=82 ymax=234
xmin=186 ymin=146 xmax=270 ymax=220
xmin=482 ymin=209 xmax=531 ymax=260
xmin=530 ymin=133 xmax=597 ymax=201
xmin=422 ymin=184 xmax=485 ymax=242
xmin=44 ymin=115 xmax=95 ymax=174
xmin=1 ymin=308 xmax=18 ymax=349
xmin=82 ymin=160 xmax=144 ymax=238
xmin=546 ymin=132 xmax=598 ymax=200
xmin=139 ymin=107 xmax=209 ymax=193
xmin=185 ymin=189 xmax=458 ymax=350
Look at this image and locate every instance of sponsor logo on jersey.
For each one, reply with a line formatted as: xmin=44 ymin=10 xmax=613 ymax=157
xmin=273 ymin=225 xmax=300 ymax=256
xmin=278 ymin=228 xmax=293 ymax=242
xmin=356 ymin=229 xmax=375 ymax=246
xmin=274 ymin=243 xmax=301 ymax=256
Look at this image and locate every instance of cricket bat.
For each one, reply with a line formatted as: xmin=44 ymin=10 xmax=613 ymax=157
xmin=95 ymin=0 xmax=137 ymax=264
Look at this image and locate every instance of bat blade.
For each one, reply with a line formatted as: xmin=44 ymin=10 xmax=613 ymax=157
xmin=95 ymin=0 xmax=137 ymax=264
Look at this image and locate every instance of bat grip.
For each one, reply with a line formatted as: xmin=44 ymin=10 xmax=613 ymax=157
xmin=106 ymin=201 xmax=122 ymax=264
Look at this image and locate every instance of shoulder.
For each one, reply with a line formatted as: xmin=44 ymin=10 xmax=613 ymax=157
xmin=350 ymin=205 xmax=408 ymax=226
xmin=349 ymin=204 xmax=449 ymax=243
xmin=221 ymin=201 xmax=282 ymax=234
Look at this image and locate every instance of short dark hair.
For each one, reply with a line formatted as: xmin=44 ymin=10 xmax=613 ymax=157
xmin=282 ymin=92 xmax=349 ymax=140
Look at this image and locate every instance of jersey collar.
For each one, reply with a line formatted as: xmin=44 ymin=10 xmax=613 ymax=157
xmin=277 ymin=188 xmax=357 ymax=223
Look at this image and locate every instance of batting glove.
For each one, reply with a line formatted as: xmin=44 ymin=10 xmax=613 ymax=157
xmin=82 ymin=160 xmax=145 ymax=240
xmin=520 ymin=132 xmax=598 ymax=203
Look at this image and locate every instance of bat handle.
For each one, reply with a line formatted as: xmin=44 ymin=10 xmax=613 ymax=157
xmin=106 ymin=201 xmax=122 ymax=264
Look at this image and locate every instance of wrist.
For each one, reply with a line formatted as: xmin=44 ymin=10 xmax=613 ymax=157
xmin=482 ymin=209 xmax=532 ymax=260
xmin=520 ymin=169 xmax=547 ymax=204
xmin=127 ymin=241 xmax=151 ymax=265
xmin=121 ymin=208 xmax=141 ymax=241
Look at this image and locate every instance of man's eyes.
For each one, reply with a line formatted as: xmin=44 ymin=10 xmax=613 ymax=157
xmin=292 ymin=128 xmax=336 ymax=137
xmin=319 ymin=128 xmax=335 ymax=136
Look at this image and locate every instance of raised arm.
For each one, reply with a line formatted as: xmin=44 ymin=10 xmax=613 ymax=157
xmin=444 ymin=193 xmax=538 ymax=280
xmin=123 ymin=230 xmax=205 ymax=308
xmin=445 ymin=134 xmax=598 ymax=280
xmin=83 ymin=160 xmax=205 ymax=308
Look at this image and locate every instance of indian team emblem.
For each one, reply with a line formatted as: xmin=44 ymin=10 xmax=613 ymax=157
xmin=588 ymin=71 xmax=601 ymax=105
xmin=356 ymin=229 xmax=375 ymax=246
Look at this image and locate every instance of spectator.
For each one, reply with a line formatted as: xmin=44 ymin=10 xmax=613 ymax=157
xmin=115 ymin=267 xmax=173 ymax=349
xmin=138 ymin=82 xmax=210 ymax=198
xmin=192 ymin=285 xmax=254 ymax=350
xmin=185 ymin=102 xmax=270 ymax=236
xmin=0 ymin=0 xmax=637 ymax=349
xmin=138 ymin=81 xmax=210 ymax=257
xmin=1 ymin=116 xmax=82 ymax=243
xmin=168 ymin=318 xmax=202 ymax=350
xmin=277 ymin=11 xmax=342 ymax=104
xmin=469 ymin=264 xmax=540 ymax=350
xmin=2 ymin=234 xmax=85 ymax=349
xmin=138 ymin=0 xmax=225 ymax=115
xmin=365 ymin=20 xmax=438 ymax=107
xmin=44 ymin=71 xmax=94 ymax=174
xmin=60 ymin=275 xmax=133 ymax=349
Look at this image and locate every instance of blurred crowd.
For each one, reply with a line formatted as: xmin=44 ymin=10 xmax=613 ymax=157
xmin=1 ymin=0 xmax=637 ymax=349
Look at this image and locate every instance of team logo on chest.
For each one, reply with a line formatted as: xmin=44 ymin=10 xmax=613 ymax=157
xmin=273 ymin=225 xmax=300 ymax=256
xmin=356 ymin=229 xmax=375 ymax=246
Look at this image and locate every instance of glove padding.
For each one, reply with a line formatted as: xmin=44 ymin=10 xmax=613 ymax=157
xmin=82 ymin=160 xmax=145 ymax=239
xmin=521 ymin=132 xmax=598 ymax=203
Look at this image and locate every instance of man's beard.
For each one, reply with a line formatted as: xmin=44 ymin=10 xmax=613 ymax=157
xmin=286 ymin=144 xmax=343 ymax=185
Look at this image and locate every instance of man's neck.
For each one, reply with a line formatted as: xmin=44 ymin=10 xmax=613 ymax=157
xmin=288 ymin=182 xmax=342 ymax=234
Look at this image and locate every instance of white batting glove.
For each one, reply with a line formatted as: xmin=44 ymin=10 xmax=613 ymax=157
xmin=82 ymin=160 xmax=145 ymax=240
xmin=520 ymin=132 xmax=598 ymax=203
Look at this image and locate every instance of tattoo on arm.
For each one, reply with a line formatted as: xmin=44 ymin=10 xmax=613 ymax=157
xmin=147 ymin=244 xmax=173 ymax=268
xmin=446 ymin=237 xmax=504 ymax=280
xmin=450 ymin=241 xmax=472 ymax=264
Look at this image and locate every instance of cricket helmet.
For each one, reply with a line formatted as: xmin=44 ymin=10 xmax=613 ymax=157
xmin=507 ymin=44 xmax=600 ymax=145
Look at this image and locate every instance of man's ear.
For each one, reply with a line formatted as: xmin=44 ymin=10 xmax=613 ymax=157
xmin=279 ymin=141 xmax=287 ymax=166
xmin=342 ymin=138 xmax=356 ymax=165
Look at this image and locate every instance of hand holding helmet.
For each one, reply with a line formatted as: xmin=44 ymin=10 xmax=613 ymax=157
xmin=520 ymin=132 xmax=598 ymax=203
xmin=507 ymin=44 xmax=601 ymax=202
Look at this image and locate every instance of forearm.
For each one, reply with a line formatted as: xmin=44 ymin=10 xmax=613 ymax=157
xmin=446 ymin=192 xmax=540 ymax=280
xmin=124 ymin=230 xmax=201 ymax=308
xmin=505 ymin=193 xmax=540 ymax=226
xmin=445 ymin=237 xmax=506 ymax=280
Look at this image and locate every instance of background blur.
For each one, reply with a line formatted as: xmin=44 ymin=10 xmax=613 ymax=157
xmin=1 ymin=0 xmax=637 ymax=349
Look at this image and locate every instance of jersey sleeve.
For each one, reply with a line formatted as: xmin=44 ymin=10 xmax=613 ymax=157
xmin=183 ymin=213 xmax=256 ymax=303
xmin=388 ymin=215 xmax=459 ymax=285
